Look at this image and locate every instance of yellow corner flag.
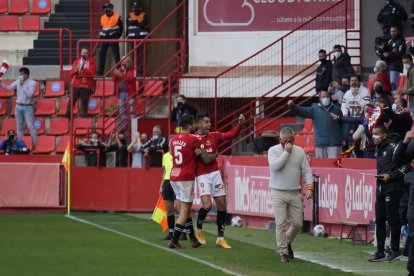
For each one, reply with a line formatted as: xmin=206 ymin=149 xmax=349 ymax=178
xmin=62 ymin=143 xmax=70 ymax=171
xmin=151 ymin=195 xmax=168 ymax=232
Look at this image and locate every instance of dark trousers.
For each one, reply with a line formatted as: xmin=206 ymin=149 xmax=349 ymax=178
xmin=408 ymin=220 xmax=414 ymax=275
xmin=65 ymin=87 xmax=92 ymax=118
xmin=98 ymin=42 xmax=120 ymax=76
xmin=375 ymin=189 xmax=402 ymax=253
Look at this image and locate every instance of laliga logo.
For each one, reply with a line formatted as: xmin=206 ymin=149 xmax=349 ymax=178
xmin=344 ymin=174 xmax=373 ymax=219
xmin=318 ymin=174 xmax=338 ymax=216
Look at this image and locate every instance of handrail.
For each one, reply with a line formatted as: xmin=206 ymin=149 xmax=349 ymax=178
xmin=0 ymin=28 xmax=73 ymax=70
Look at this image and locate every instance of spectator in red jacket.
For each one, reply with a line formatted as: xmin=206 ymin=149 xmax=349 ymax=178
xmin=66 ymin=48 xmax=96 ymax=118
xmin=371 ymin=60 xmax=391 ymax=95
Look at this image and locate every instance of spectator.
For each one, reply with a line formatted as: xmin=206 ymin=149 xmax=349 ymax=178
xmin=288 ymin=91 xmax=346 ymax=158
xmin=0 ymin=67 xmax=37 ymax=149
xmin=126 ymin=1 xmax=149 ymax=75
xmin=315 ymin=49 xmax=332 ymax=93
xmin=341 ymin=74 xmax=371 ymax=117
xmin=375 ymin=37 xmax=393 ymax=65
xmin=331 ymin=45 xmax=355 ymax=84
xmin=128 ymin=132 xmax=147 ymax=168
xmin=384 ymin=97 xmax=413 ymax=140
xmin=329 ymin=75 xmax=350 ymax=106
xmin=387 ymin=26 xmax=406 ymax=91
xmin=0 ymin=129 xmax=29 ymax=155
xmin=112 ymin=56 xmax=136 ymax=129
xmin=76 ymin=132 xmax=115 ymax=167
xmin=372 ymin=60 xmax=391 ymax=94
xmin=397 ymin=54 xmax=414 ymax=112
xmin=65 ymin=48 xmax=96 ymax=118
xmin=377 ymin=0 xmax=408 ymax=37
xmin=141 ymin=125 xmax=167 ymax=167
xmin=371 ymin=79 xmax=393 ymax=107
xmin=98 ymin=3 xmax=123 ymax=76
xmin=369 ymin=124 xmax=405 ymax=262
xmin=108 ymin=131 xmax=129 ymax=167
xmin=171 ymin=94 xmax=198 ymax=133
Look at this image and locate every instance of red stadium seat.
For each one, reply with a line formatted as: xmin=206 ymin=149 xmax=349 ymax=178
xmin=21 ymin=15 xmax=40 ymax=31
xmin=0 ymin=80 xmax=14 ymax=97
xmin=35 ymin=98 xmax=56 ymax=115
xmin=57 ymin=98 xmax=68 ymax=116
xmin=33 ymin=81 xmax=40 ymax=96
xmin=94 ymin=80 xmax=115 ymax=97
xmin=303 ymin=134 xmax=315 ymax=154
xmin=294 ymin=134 xmax=305 ymax=149
xmin=96 ymin=117 xmax=116 ymax=136
xmin=299 ymin=118 xmax=313 ymax=135
xmin=56 ymin=135 xmax=70 ymax=153
xmin=10 ymin=99 xmax=16 ymax=115
xmin=20 ymin=136 xmax=32 ymax=151
xmin=9 ymin=0 xmax=29 ymax=14
xmin=32 ymin=136 xmax=55 ymax=154
xmin=143 ymin=80 xmax=163 ymax=96
xmin=0 ymin=0 xmax=7 ymax=14
xmin=0 ymin=118 xmax=16 ymax=135
xmin=87 ymin=97 xmax=101 ymax=115
xmin=31 ymin=0 xmax=51 ymax=14
xmin=398 ymin=75 xmax=408 ymax=90
xmin=0 ymin=99 xmax=6 ymax=115
xmin=102 ymin=97 xmax=119 ymax=115
xmin=48 ymin=118 xmax=69 ymax=135
xmin=25 ymin=118 xmax=45 ymax=135
xmin=45 ymin=81 xmax=65 ymax=97
xmin=73 ymin=118 xmax=92 ymax=136
xmin=0 ymin=15 xmax=19 ymax=31
xmin=135 ymin=98 xmax=145 ymax=115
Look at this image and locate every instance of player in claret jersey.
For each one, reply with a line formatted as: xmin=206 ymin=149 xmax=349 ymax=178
xmin=168 ymin=114 xmax=217 ymax=249
xmin=194 ymin=112 xmax=245 ymax=249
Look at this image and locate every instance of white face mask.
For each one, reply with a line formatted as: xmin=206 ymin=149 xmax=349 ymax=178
xmin=404 ymin=63 xmax=412 ymax=71
xmin=373 ymin=66 xmax=379 ymax=73
xmin=152 ymin=135 xmax=159 ymax=140
xmin=321 ymin=98 xmax=331 ymax=106
xmin=18 ymin=75 xmax=24 ymax=81
xmin=333 ymin=52 xmax=341 ymax=59
xmin=392 ymin=103 xmax=398 ymax=112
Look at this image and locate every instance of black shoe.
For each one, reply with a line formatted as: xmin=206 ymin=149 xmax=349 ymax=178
xmin=382 ymin=250 xmax=401 ymax=262
xmin=281 ymin=254 xmax=290 ymax=262
xmin=368 ymin=251 xmax=385 ymax=262
xmin=168 ymin=240 xmax=183 ymax=249
xmin=163 ymin=232 xmax=173 ymax=240
xmin=190 ymin=238 xmax=202 ymax=248
xmin=179 ymin=232 xmax=187 ymax=241
xmin=287 ymin=243 xmax=294 ymax=260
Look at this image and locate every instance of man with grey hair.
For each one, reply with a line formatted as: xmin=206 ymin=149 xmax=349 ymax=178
xmin=268 ymin=127 xmax=313 ymax=262
xmin=372 ymin=59 xmax=391 ymax=94
xmin=141 ymin=125 xmax=167 ymax=167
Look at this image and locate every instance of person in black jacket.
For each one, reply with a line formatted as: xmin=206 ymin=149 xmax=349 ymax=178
xmin=384 ymin=97 xmax=413 ymax=140
xmin=369 ymin=124 xmax=405 ymax=262
xmin=375 ymin=37 xmax=393 ymax=65
xmin=377 ymin=0 xmax=408 ymax=37
xmin=315 ymin=49 xmax=332 ymax=93
xmin=171 ymin=94 xmax=198 ymax=133
xmin=387 ymin=26 xmax=406 ymax=92
xmin=331 ymin=45 xmax=354 ymax=84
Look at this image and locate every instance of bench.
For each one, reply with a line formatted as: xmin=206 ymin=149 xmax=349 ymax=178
xmin=339 ymin=221 xmax=369 ymax=245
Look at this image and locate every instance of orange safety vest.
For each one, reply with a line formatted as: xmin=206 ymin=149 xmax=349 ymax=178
xmin=127 ymin=12 xmax=148 ymax=38
xmin=128 ymin=12 xmax=146 ymax=23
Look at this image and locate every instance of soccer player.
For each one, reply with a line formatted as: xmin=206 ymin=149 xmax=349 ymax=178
xmin=168 ymin=114 xmax=217 ymax=249
xmin=195 ymin=112 xmax=245 ymax=249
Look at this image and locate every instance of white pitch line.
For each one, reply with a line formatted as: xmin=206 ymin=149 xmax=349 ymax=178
xmin=66 ymin=215 xmax=242 ymax=276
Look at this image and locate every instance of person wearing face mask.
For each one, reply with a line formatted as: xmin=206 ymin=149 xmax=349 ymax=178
xmin=396 ymin=54 xmax=414 ymax=113
xmin=371 ymin=80 xmax=393 ymax=107
xmin=387 ymin=26 xmax=406 ymax=92
xmin=315 ymin=49 xmax=332 ymax=93
xmin=98 ymin=3 xmax=123 ymax=76
xmin=171 ymin=94 xmax=198 ymax=133
xmin=329 ymin=75 xmax=350 ymax=106
xmin=383 ymin=97 xmax=413 ymax=140
xmin=141 ymin=125 xmax=167 ymax=167
xmin=66 ymin=48 xmax=96 ymax=118
xmin=369 ymin=124 xmax=405 ymax=262
xmin=371 ymin=60 xmax=391 ymax=95
xmin=331 ymin=45 xmax=355 ymax=84
xmin=375 ymin=37 xmax=393 ymax=65
xmin=0 ymin=129 xmax=29 ymax=155
xmin=288 ymin=91 xmax=346 ymax=158
xmin=377 ymin=0 xmax=408 ymax=37
xmin=0 ymin=67 xmax=37 ymax=149
xmin=76 ymin=132 xmax=113 ymax=167
xmin=128 ymin=132 xmax=147 ymax=168
xmin=108 ymin=131 xmax=129 ymax=167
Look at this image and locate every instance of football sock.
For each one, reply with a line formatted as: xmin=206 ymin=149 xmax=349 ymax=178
xmin=167 ymin=215 xmax=175 ymax=233
xmin=172 ymin=224 xmax=184 ymax=242
xmin=217 ymin=210 xmax=226 ymax=238
xmin=185 ymin=218 xmax=196 ymax=240
xmin=197 ymin=207 xmax=210 ymax=230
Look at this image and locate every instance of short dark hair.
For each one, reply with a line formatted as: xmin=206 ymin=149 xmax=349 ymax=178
xmin=177 ymin=94 xmax=186 ymax=100
xmin=373 ymin=123 xmax=387 ymax=135
xmin=390 ymin=25 xmax=400 ymax=30
xmin=375 ymin=37 xmax=385 ymax=45
xmin=350 ymin=74 xmax=361 ymax=82
xmin=333 ymin=44 xmax=342 ymax=50
xmin=179 ymin=114 xmax=195 ymax=129
xmin=399 ymin=98 xmax=408 ymax=107
xmin=342 ymin=75 xmax=351 ymax=81
xmin=318 ymin=49 xmax=326 ymax=55
xmin=403 ymin=54 xmax=413 ymax=61
xmin=196 ymin=111 xmax=210 ymax=122
xmin=19 ymin=67 xmax=30 ymax=76
xmin=375 ymin=98 xmax=388 ymax=106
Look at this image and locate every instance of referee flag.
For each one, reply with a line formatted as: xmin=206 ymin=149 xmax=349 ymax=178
xmin=151 ymin=196 xmax=168 ymax=232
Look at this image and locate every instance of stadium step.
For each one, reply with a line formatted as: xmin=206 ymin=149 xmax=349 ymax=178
xmin=44 ymin=21 xmax=90 ymax=29
xmin=54 ymin=3 xmax=89 ymax=13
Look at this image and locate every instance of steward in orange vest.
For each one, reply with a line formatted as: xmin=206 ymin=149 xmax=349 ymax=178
xmin=126 ymin=2 xmax=149 ymax=39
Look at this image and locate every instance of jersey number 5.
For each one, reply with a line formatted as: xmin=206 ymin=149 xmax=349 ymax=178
xmin=174 ymin=145 xmax=183 ymax=165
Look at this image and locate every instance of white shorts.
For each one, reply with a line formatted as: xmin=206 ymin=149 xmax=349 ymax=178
xmin=170 ymin=181 xmax=195 ymax=203
xmin=196 ymin=170 xmax=226 ymax=198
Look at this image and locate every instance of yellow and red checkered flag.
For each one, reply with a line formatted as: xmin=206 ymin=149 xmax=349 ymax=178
xmin=0 ymin=59 xmax=10 ymax=79
xmin=333 ymin=144 xmax=355 ymax=168
xmin=61 ymin=143 xmax=70 ymax=171
xmin=151 ymin=195 xmax=168 ymax=232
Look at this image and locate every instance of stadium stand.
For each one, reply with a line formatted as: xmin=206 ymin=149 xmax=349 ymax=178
xmin=96 ymin=117 xmax=116 ymax=136
xmin=73 ymin=118 xmax=92 ymax=136
xmin=35 ymin=98 xmax=56 ymax=116
xmin=21 ymin=15 xmax=41 ymax=31
xmin=0 ymin=80 xmax=14 ymax=97
xmin=32 ymin=135 xmax=55 ymax=153
xmin=0 ymin=99 xmax=6 ymax=115
xmin=94 ymin=80 xmax=115 ymax=97
xmin=31 ymin=0 xmax=51 ymax=14
xmin=0 ymin=15 xmax=19 ymax=30
xmin=10 ymin=99 xmax=16 ymax=116
xmin=8 ymin=0 xmax=29 ymax=15
xmin=0 ymin=0 xmax=7 ymax=14
xmin=48 ymin=118 xmax=69 ymax=135
xmin=45 ymin=81 xmax=65 ymax=97
xmin=20 ymin=135 xmax=32 ymax=150
xmin=56 ymin=135 xmax=70 ymax=153
xmin=87 ymin=98 xmax=101 ymax=115
xmin=25 ymin=118 xmax=45 ymax=135
xmin=0 ymin=118 xmax=16 ymax=135
xmin=143 ymin=80 xmax=163 ymax=96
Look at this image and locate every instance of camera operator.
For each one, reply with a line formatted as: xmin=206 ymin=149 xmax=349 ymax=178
xmin=0 ymin=129 xmax=29 ymax=155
